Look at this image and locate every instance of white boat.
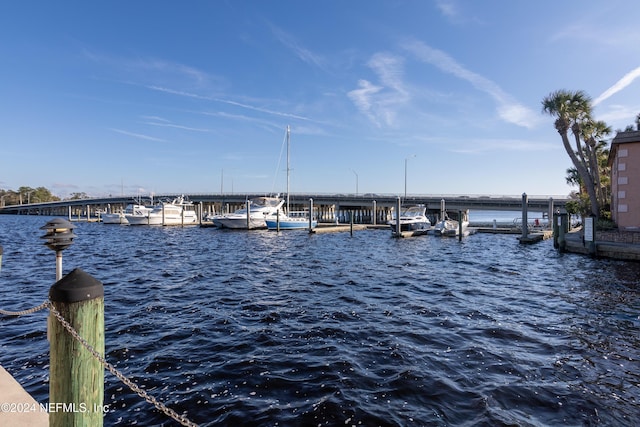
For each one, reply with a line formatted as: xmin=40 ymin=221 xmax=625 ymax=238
xmin=266 ymin=210 xmax=318 ymax=230
xmin=201 ymin=210 xmax=221 ymax=227
xmin=126 ymin=195 xmax=198 ymax=226
xmin=102 ymin=202 xmax=152 ymax=225
xmin=388 ymin=205 xmax=431 ymax=232
xmin=434 ymin=210 xmax=469 ymax=236
xmin=214 ymin=196 xmax=284 ymax=229
xmin=266 ymin=126 xmax=318 ymax=231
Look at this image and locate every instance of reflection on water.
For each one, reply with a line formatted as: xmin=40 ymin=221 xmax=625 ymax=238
xmin=0 ymin=216 xmax=638 ymax=426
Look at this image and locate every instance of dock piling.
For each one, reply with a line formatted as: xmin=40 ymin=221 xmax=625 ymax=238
xmin=49 ymin=268 xmax=105 ymax=427
xmin=394 ymin=196 xmax=401 ymax=237
xmin=555 ymin=212 xmax=568 ymax=252
xmin=521 ymin=193 xmax=529 ymax=240
xmin=246 ymin=200 xmax=251 ymax=229
xmin=350 ymin=212 xmax=354 ymax=236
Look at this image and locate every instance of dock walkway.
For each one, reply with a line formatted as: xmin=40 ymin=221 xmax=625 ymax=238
xmin=0 ymin=365 xmax=48 ymax=426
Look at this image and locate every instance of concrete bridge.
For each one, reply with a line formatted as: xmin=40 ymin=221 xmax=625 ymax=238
xmin=0 ymin=193 xmax=567 ymax=224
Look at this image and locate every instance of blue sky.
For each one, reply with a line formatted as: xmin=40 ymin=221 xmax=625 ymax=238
xmin=1 ymin=1 xmax=639 ymax=199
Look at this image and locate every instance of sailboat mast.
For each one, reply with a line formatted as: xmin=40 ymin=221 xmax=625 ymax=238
xmin=286 ymin=125 xmax=290 ymax=214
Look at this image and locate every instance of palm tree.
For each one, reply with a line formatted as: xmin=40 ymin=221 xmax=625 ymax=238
xmin=565 ymin=167 xmax=582 ymax=190
xmin=542 ymin=90 xmax=600 ymax=217
xmin=581 ymin=120 xmax=611 ymax=210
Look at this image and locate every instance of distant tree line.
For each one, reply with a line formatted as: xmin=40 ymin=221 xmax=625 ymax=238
xmin=0 ymin=186 xmax=89 ymax=207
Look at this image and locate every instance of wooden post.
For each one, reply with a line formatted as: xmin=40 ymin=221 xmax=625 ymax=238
xmin=49 ymin=268 xmax=105 ymax=427
xmin=395 ymin=196 xmax=401 ymax=237
xmin=0 ymin=245 xmax=3 ymax=273
xmin=246 ymin=200 xmax=251 ymax=229
xmin=308 ymin=198 xmax=313 ymax=232
xmin=350 ymin=212 xmax=354 ymax=236
xmin=458 ymin=210 xmax=463 ymax=242
xmin=558 ymin=213 xmax=567 ymax=252
xmin=553 ymin=212 xmax=559 ymax=248
xmin=521 ymin=193 xmax=528 ymax=240
xmin=276 ymin=209 xmax=280 ymax=232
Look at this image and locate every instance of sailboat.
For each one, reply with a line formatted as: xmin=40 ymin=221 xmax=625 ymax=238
xmin=266 ymin=126 xmax=318 ymax=230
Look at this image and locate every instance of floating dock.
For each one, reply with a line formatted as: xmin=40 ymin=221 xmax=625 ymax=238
xmin=518 ymin=230 xmax=554 ymax=244
xmin=311 ymin=224 xmax=386 ymax=234
xmin=392 ymin=229 xmax=430 ymax=238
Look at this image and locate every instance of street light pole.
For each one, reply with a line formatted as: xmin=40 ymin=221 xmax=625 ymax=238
xmin=350 ymin=169 xmax=359 ymax=196
xmin=404 ymin=154 xmax=416 ymax=200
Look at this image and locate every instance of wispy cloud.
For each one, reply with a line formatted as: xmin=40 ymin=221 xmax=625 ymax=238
xmin=270 ymin=24 xmax=326 ymax=70
xmin=368 ymin=53 xmax=408 ymax=98
xmin=142 ymin=116 xmax=211 ymax=132
xmin=595 ymin=104 xmax=640 ymax=128
xmin=434 ymin=0 xmax=483 ymax=26
xmin=593 ymin=65 xmax=640 ymax=106
xmin=448 ymin=138 xmax=556 ymax=154
xmin=213 ymin=98 xmax=311 ymax=121
xmin=146 ymin=85 xmax=312 ymax=121
xmin=109 ymin=128 xmax=166 ymax=142
xmin=146 ymin=85 xmax=209 ymax=100
xmin=348 ymin=80 xmax=383 ymax=126
xmin=550 ymin=23 xmax=640 ymax=50
xmin=401 ymin=39 xmax=541 ymax=129
xmin=83 ymin=49 xmax=216 ymax=88
xmin=347 ymin=52 xmax=409 ymax=127
xmin=435 ymin=0 xmax=458 ymax=20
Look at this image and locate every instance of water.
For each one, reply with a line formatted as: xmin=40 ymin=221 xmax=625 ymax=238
xmin=1 ymin=215 xmax=639 ymax=426
xmin=468 ymin=210 xmax=547 ymax=226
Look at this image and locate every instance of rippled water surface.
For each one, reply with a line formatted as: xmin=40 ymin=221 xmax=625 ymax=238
xmin=1 ymin=215 xmax=639 ymax=426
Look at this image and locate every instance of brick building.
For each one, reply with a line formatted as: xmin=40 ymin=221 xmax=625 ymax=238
xmin=608 ymin=130 xmax=640 ymax=230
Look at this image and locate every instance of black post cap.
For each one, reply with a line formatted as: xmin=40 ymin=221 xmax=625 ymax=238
xmin=49 ymin=268 xmax=104 ymax=303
